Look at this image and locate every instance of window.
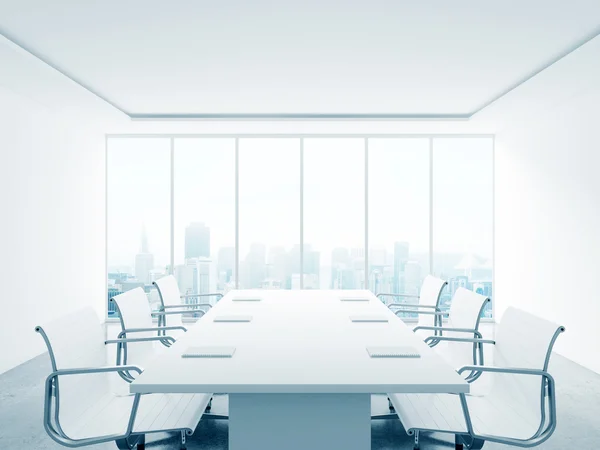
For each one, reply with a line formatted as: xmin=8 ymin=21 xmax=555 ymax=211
xmin=174 ymin=139 xmax=235 ymax=306
xmin=238 ymin=139 xmax=300 ymax=289
xmin=303 ymin=139 xmax=365 ymax=289
xmin=107 ymin=138 xmax=170 ymax=315
xmin=106 ymin=135 xmax=493 ymax=318
xmin=433 ymin=138 xmax=493 ymax=316
xmin=368 ymin=139 xmax=430 ymax=303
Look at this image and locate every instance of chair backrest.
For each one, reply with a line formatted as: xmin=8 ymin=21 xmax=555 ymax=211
xmin=153 ymin=275 xmax=181 ymax=308
xmin=445 ymin=287 xmax=490 ymax=367
xmin=111 ymin=287 xmax=156 ymax=365
xmin=35 ymin=308 xmax=110 ymax=435
xmin=112 ymin=287 xmax=153 ymax=330
xmin=447 ymin=287 xmax=489 ymax=331
xmin=153 ymin=275 xmax=184 ymax=327
xmin=417 ymin=275 xmax=447 ymax=326
xmin=491 ymin=307 xmax=565 ymax=424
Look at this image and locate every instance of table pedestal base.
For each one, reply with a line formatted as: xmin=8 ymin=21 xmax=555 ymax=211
xmin=229 ymin=393 xmax=371 ymax=450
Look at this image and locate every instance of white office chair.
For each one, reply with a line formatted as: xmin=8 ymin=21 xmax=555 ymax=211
xmin=378 ymin=275 xmax=448 ymax=329
xmin=111 ymin=287 xmax=187 ymax=371
xmin=153 ymin=275 xmax=222 ymax=330
xmin=389 ymin=307 xmax=565 ymax=450
xmin=35 ymin=307 xmax=211 ymax=449
xmin=413 ymin=287 xmax=491 ymax=374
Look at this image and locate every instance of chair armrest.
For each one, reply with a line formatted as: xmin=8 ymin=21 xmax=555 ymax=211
xmin=181 ymin=293 xmax=222 ymax=300
xmin=44 ymin=367 xmax=143 ymax=447
xmin=106 ymin=337 xmax=175 ymax=380
xmin=395 ymin=309 xmax=448 ymax=316
xmin=455 ymin=366 xmax=557 ymax=447
xmin=424 ymin=336 xmax=494 ymax=378
xmin=377 ymin=293 xmax=420 ymax=300
xmin=163 ymin=303 xmax=212 ymax=310
xmin=153 ymin=310 xmax=206 ymax=317
xmin=105 ymin=336 xmax=176 ymax=345
xmin=457 ymin=365 xmax=552 ymax=378
xmin=424 ymin=336 xmax=495 ymax=345
xmin=48 ymin=365 xmax=144 ymax=378
xmin=118 ymin=326 xmax=187 ymax=339
xmin=414 ymin=326 xmax=482 ymax=338
xmin=388 ymin=303 xmax=437 ymax=309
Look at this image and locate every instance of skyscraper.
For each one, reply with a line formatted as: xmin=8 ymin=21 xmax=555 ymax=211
xmin=194 ymin=257 xmax=216 ymax=298
xmin=331 ymin=247 xmax=350 ymax=289
xmin=393 ymin=242 xmax=409 ymax=293
xmin=217 ymin=246 xmax=235 ymax=288
xmin=404 ymin=261 xmax=422 ymax=296
xmin=185 ymin=222 xmax=210 ymax=259
xmin=135 ymin=225 xmax=154 ymax=284
xmin=241 ymin=243 xmax=266 ymax=288
xmin=174 ymin=263 xmax=195 ymax=295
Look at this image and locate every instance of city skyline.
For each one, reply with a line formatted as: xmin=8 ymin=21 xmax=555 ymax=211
xmin=107 ymin=137 xmax=493 ymax=317
xmin=108 ymin=223 xmax=492 ymax=318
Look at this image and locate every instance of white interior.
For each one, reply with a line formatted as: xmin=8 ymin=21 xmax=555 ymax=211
xmin=0 ymin=38 xmax=108 ymax=373
xmin=1 ymin=11 xmax=599 ymax=376
xmin=1 ymin=1 xmax=599 ymax=115
xmin=482 ymin=35 xmax=600 ymax=374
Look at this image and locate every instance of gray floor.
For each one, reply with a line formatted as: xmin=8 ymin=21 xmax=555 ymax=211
xmin=1 ymin=351 xmax=599 ymax=449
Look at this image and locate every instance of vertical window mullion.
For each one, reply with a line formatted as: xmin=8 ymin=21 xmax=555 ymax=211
xmin=104 ymin=135 xmax=109 ymax=319
xmin=429 ymin=137 xmax=434 ymax=277
xmin=364 ymin=137 xmax=369 ymax=290
xmin=170 ymin=137 xmax=175 ymax=275
xmin=235 ymin=138 xmax=240 ymax=289
xmin=300 ymin=138 xmax=304 ymax=289
xmin=492 ymin=136 xmax=496 ymax=319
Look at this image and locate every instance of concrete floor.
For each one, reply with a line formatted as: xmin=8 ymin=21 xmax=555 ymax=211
xmin=1 ymin=348 xmax=599 ymax=449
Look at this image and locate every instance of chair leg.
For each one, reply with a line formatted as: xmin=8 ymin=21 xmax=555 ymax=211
xmin=455 ymin=434 xmax=464 ymax=450
xmin=413 ymin=430 xmax=420 ymax=450
xmin=180 ymin=430 xmax=187 ymax=450
xmin=466 ymin=438 xmax=485 ymax=449
xmin=116 ymin=436 xmax=143 ymax=450
xmin=205 ymin=397 xmax=212 ymax=412
xmin=387 ymin=397 xmax=395 ymax=411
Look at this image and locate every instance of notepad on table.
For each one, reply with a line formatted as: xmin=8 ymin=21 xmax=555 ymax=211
xmin=182 ymin=346 xmax=236 ymax=358
xmin=366 ymin=346 xmax=420 ymax=358
xmin=340 ymin=297 xmax=370 ymax=302
xmin=214 ymin=315 xmax=253 ymax=322
xmin=232 ymin=297 xmax=262 ymax=302
xmin=350 ymin=315 xmax=388 ymax=323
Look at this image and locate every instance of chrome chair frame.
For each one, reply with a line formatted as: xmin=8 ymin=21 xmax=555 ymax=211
xmin=153 ymin=278 xmax=223 ymax=328
xmin=35 ymin=325 xmax=191 ymax=449
xmin=407 ymin=325 xmax=565 ymax=449
xmin=378 ymin=278 xmax=448 ymax=330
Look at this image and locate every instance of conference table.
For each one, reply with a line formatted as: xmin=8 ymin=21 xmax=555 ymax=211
xmin=130 ymin=290 xmax=469 ymax=450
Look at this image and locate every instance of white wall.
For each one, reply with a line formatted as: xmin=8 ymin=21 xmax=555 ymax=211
xmin=0 ymin=85 xmax=106 ymax=374
xmin=0 ymin=37 xmax=121 ymax=374
xmin=476 ymin=36 xmax=600 ymax=373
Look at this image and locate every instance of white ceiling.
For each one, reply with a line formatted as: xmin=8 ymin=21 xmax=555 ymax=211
xmin=0 ymin=1 xmax=599 ymax=118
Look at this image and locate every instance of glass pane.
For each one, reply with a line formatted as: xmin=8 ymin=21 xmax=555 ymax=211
xmin=107 ymin=138 xmax=171 ymax=316
xmin=433 ymin=138 xmax=493 ymax=317
xmin=303 ymin=138 xmax=365 ymax=289
xmin=368 ymin=138 xmax=430 ymax=304
xmin=174 ymin=139 xmax=235 ymax=308
xmin=238 ymin=138 xmax=300 ymax=289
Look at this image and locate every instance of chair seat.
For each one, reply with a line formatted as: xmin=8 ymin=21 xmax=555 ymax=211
xmin=389 ymin=391 xmax=540 ymax=440
xmin=66 ymin=392 xmax=211 ymax=440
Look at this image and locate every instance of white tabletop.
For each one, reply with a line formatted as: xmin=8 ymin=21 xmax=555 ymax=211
xmin=130 ymin=290 xmax=469 ymax=394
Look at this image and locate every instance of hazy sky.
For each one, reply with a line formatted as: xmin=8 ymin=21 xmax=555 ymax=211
xmin=107 ymin=136 xmax=492 ymax=271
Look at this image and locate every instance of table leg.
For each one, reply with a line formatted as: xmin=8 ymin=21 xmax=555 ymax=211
xmin=229 ymin=393 xmax=371 ymax=450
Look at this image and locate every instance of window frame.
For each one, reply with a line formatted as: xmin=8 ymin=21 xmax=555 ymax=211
xmin=105 ymin=134 xmax=495 ymax=321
